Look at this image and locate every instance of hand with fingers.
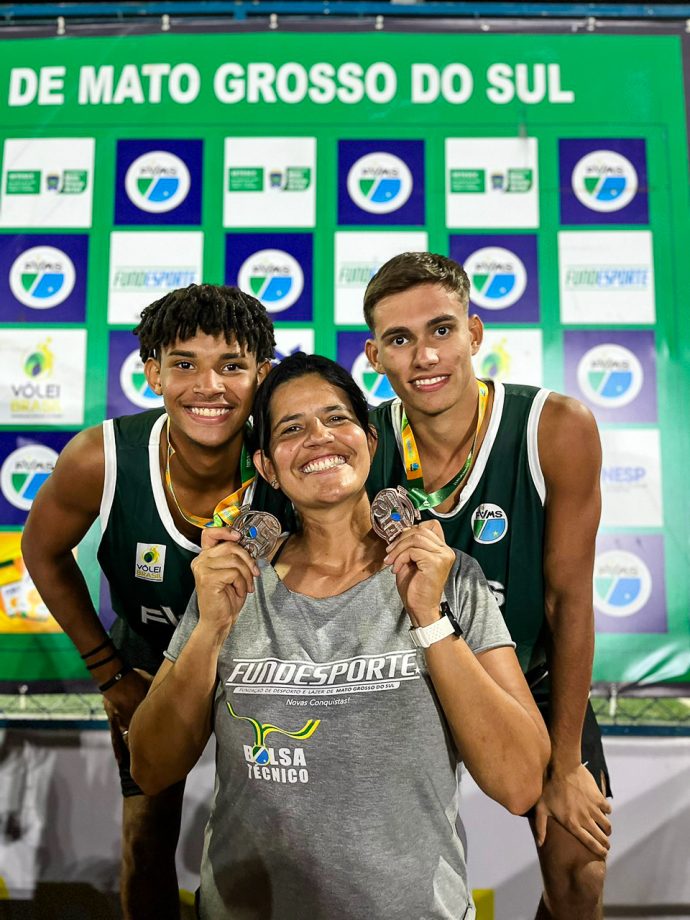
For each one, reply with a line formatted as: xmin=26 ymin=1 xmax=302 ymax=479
xmin=191 ymin=526 xmax=261 ymax=641
xmin=384 ymin=520 xmax=456 ymax=625
xmin=534 ymin=762 xmax=613 ymax=858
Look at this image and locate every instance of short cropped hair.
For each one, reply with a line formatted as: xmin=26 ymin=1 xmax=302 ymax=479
xmin=134 ymin=283 xmax=275 ymax=364
xmin=251 ymin=352 xmax=370 ymax=458
xmin=363 ymin=252 xmax=471 ymax=331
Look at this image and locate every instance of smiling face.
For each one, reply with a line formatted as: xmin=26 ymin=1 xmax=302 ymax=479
xmin=254 ymin=374 xmax=376 ymax=512
xmin=365 ymin=283 xmax=483 ymax=419
xmin=144 ymin=331 xmax=270 ymax=451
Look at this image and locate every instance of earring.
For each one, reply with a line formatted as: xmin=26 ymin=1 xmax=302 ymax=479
xmin=270 ymin=479 xmax=279 ymax=489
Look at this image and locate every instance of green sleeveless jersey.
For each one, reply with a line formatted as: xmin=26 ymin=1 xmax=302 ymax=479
xmin=97 ymin=408 xmax=289 ymax=672
xmin=368 ymin=382 xmax=550 ymax=673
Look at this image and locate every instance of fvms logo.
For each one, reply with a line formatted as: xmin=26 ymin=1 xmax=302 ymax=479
xmin=577 ymin=344 xmax=643 ymax=409
xmin=125 ymin=151 xmax=191 ymax=213
xmin=238 ymin=248 xmax=303 ymax=312
xmin=119 ymin=349 xmax=164 ymax=409
xmin=351 ymin=351 xmax=396 ymax=407
xmin=572 ymin=150 xmax=638 ymax=213
xmin=471 ymin=504 xmax=508 ymax=544
xmin=347 ymin=152 xmax=413 ymax=214
xmin=1 ymin=445 xmax=58 ymax=510
xmin=9 ymin=246 xmax=76 ymax=309
xmin=465 ymin=247 xmax=527 ymax=310
xmin=594 ymin=549 xmax=652 ymax=617
xmin=135 ymin=543 xmax=166 ymax=582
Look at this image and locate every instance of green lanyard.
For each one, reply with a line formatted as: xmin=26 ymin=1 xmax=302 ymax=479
xmin=399 ymin=379 xmax=489 ymax=511
xmin=164 ymin=417 xmax=256 ymax=528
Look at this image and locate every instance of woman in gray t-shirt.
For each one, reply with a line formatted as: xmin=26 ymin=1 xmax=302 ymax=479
xmin=130 ymin=353 xmax=549 ymax=920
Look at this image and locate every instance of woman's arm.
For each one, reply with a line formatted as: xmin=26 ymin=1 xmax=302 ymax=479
xmin=385 ymin=522 xmax=550 ymax=815
xmin=423 ymin=636 xmax=549 ymax=815
xmin=129 ymin=528 xmax=260 ymax=795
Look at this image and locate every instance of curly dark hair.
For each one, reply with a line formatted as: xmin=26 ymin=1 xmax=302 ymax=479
xmin=363 ymin=252 xmax=470 ymax=331
xmin=250 ymin=352 xmax=370 ymax=458
xmin=134 ymin=284 xmax=275 ymax=364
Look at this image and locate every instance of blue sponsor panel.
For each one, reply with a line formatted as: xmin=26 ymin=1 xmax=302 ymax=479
xmin=338 ymin=140 xmax=425 ymax=226
xmin=559 ymin=138 xmax=648 ymax=225
xmin=0 ymin=234 xmax=88 ymax=323
xmin=336 ymin=331 xmax=396 ymax=407
xmin=115 ymin=139 xmax=203 ymax=225
xmin=563 ymin=330 xmax=657 ymax=423
xmin=449 ymin=234 xmax=540 ymax=324
xmin=594 ymin=534 xmax=666 ymax=634
xmin=225 ymin=233 xmax=313 ymax=323
xmin=0 ymin=431 xmax=72 ymax=525
xmin=107 ymin=330 xmax=164 ymax=419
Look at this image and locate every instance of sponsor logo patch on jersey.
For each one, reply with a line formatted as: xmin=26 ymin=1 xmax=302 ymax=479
xmin=135 ymin=542 xmax=166 ymax=582
xmin=471 ymin=503 xmax=508 ymax=544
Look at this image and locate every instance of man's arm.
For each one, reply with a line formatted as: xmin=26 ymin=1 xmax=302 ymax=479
xmin=20 ymin=425 xmax=151 ymax=724
xmin=535 ymin=393 xmax=612 ymax=857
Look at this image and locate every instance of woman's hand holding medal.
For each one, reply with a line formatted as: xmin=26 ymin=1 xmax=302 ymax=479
xmin=372 ymin=487 xmax=455 ymax=626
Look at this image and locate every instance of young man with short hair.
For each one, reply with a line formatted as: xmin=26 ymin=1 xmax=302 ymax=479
xmin=22 ymin=283 xmax=284 ymax=920
xmin=363 ymin=252 xmax=612 ymax=920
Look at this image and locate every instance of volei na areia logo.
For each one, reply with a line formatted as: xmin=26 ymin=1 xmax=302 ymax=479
xmin=10 ymin=246 xmax=76 ymax=309
xmin=572 ymin=150 xmax=638 ymax=212
xmin=576 ymin=344 xmax=643 ymax=409
xmin=347 ymin=152 xmax=413 ymax=214
xmin=125 ymin=151 xmax=191 ymax=213
xmin=238 ymin=249 xmax=303 ymax=313
xmin=594 ymin=549 xmax=651 ymax=617
xmin=465 ymin=247 xmax=527 ymax=310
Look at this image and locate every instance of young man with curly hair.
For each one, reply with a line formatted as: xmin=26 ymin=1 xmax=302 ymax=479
xmin=22 ymin=283 xmax=283 ymax=920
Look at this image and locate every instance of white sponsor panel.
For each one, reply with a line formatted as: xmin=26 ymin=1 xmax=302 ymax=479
xmin=473 ymin=329 xmax=543 ymax=386
xmin=107 ymin=231 xmax=203 ymax=324
xmin=600 ymin=428 xmax=662 ymax=528
xmin=558 ymin=231 xmax=655 ymax=324
xmin=224 ymin=137 xmax=316 ymax=227
xmin=0 ymin=138 xmax=94 ymax=228
xmin=274 ymin=328 xmax=315 ymax=361
xmin=334 ymin=230 xmax=428 ymax=325
xmin=0 ymin=329 xmax=86 ymax=425
xmin=446 ymin=137 xmax=539 ymax=228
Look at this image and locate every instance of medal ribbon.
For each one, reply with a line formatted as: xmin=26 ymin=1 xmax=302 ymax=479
xmin=400 ymin=379 xmax=489 ymax=511
xmin=164 ymin=417 xmax=256 ymax=528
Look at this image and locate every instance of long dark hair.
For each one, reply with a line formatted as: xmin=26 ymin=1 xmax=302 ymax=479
xmin=250 ymin=352 xmax=370 ymax=457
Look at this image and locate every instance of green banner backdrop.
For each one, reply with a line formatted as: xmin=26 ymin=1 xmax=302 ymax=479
xmin=0 ymin=30 xmax=688 ymax=685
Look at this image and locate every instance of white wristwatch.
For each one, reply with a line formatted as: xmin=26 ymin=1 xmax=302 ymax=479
xmin=409 ymin=602 xmax=463 ymax=649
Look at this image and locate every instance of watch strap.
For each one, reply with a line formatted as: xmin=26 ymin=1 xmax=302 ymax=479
xmin=409 ymin=602 xmax=462 ymax=649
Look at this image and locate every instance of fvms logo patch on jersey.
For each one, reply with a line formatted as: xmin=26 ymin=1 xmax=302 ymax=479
xmin=471 ymin=504 xmax=508 ymax=544
xmin=135 ymin=543 xmax=166 ymax=582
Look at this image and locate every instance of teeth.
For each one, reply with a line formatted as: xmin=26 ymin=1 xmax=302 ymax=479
xmin=301 ymin=456 xmax=346 ymax=474
xmin=413 ymin=376 xmax=446 ymax=388
xmin=189 ymin=407 xmax=229 ymax=417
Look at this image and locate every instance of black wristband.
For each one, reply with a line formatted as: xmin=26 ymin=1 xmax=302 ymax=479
xmin=80 ymin=637 xmax=114 ymax=660
xmin=98 ymin=666 xmax=133 ymax=693
xmin=86 ymin=652 xmax=119 ymax=671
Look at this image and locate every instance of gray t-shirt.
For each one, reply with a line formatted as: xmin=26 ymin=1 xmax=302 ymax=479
xmin=166 ymin=550 xmax=513 ymax=920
